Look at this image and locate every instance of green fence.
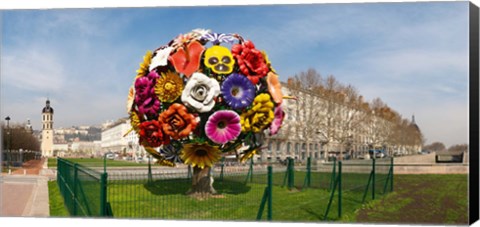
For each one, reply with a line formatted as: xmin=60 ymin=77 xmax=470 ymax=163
xmin=56 ymin=158 xmax=109 ymax=216
xmin=56 ymin=156 xmax=394 ymax=221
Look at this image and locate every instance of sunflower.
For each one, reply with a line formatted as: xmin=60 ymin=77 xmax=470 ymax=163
xmin=181 ymin=143 xmax=221 ymax=169
xmin=136 ymin=51 xmax=152 ymax=78
xmin=155 ymin=71 xmax=184 ymax=102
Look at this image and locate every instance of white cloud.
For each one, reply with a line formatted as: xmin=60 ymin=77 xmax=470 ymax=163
xmin=2 ymin=49 xmax=66 ymax=92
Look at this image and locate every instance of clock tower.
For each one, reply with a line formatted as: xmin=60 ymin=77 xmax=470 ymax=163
xmin=41 ymin=99 xmax=54 ymax=157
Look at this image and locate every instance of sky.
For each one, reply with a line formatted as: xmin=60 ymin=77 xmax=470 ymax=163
xmin=0 ymin=1 xmax=473 ymax=148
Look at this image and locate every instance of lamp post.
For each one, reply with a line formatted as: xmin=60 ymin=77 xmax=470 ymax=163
xmin=5 ymin=116 xmax=11 ymax=172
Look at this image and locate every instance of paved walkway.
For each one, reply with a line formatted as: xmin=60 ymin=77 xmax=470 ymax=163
xmin=0 ymin=158 xmax=51 ymax=217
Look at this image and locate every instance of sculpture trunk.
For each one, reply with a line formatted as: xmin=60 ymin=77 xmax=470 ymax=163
xmin=187 ymin=166 xmax=217 ymax=195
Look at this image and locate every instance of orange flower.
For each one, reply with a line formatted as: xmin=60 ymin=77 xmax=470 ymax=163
xmin=159 ymin=103 xmax=198 ymax=140
xmin=266 ymin=71 xmax=283 ymax=104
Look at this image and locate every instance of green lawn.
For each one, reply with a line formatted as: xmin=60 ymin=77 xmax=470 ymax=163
xmin=48 ymin=165 xmax=468 ymax=224
xmin=48 ymin=157 xmax=147 ymax=168
xmin=48 ymin=181 xmax=70 ymax=217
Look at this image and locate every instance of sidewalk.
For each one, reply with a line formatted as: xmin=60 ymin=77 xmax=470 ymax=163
xmin=0 ymin=158 xmax=51 ymax=217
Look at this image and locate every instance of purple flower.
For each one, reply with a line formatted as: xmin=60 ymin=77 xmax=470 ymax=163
xmin=205 ymin=110 xmax=241 ymax=144
xmin=134 ymin=71 xmax=160 ymax=117
xmin=202 ymin=32 xmax=236 ymax=45
xmin=137 ymin=97 xmax=160 ymax=117
xmin=135 ymin=77 xmax=154 ymax=103
xmin=221 ymin=73 xmax=256 ymax=110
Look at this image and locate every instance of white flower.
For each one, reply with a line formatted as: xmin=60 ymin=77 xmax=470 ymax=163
xmin=149 ymin=46 xmax=173 ymax=71
xmin=191 ymin=28 xmax=211 ymax=38
xmin=181 ymin=72 xmax=220 ymax=113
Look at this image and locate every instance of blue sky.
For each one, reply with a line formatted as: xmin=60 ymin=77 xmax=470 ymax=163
xmin=0 ymin=1 xmax=471 ymax=147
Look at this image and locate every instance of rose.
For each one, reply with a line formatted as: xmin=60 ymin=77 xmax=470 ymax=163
xmin=231 ymin=40 xmax=269 ymax=85
xmin=159 ymin=103 xmax=198 ymax=140
xmin=139 ymin=120 xmax=170 ymax=147
xmin=181 ymin=72 xmax=220 ymax=113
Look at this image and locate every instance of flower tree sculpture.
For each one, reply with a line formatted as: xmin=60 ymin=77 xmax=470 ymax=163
xmin=127 ymin=29 xmax=285 ymax=196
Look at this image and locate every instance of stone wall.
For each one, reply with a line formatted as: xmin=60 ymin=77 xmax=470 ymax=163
xmin=394 ymin=152 xmax=436 ymax=164
xmin=393 ymin=164 xmax=468 ymax=174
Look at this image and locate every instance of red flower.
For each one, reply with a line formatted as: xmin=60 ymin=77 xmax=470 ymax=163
xmin=139 ymin=120 xmax=170 ymax=147
xmin=231 ymin=40 xmax=269 ymax=85
xmin=168 ymin=40 xmax=205 ymax=78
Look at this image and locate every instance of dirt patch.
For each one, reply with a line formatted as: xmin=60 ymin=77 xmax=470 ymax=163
xmin=187 ymin=192 xmax=226 ymax=200
xmin=11 ymin=158 xmax=45 ymax=175
xmin=355 ymin=175 xmax=468 ymax=225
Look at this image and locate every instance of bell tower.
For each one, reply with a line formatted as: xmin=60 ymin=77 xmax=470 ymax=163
xmin=41 ymin=99 xmax=54 ymax=157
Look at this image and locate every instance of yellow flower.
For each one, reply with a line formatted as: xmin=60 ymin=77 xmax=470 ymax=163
xmin=126 ymin=85 xmax=135 ymax=114
xmin=130 ymin=111 xmax=141 ymax=132
xmin=155 ymin=71 xmax=184 ymax=102
xmin=181 ymin=143 xmax=221 ymax=169
xmin=240 ymin=149 xmax=257 ymax=163
xmin=136 ymin=51 xmax=152 ymax=78
xmin=240 ymin=93 xmax=275 ymax=133
xmin=262 ymin=51 xmax=276 ymax=73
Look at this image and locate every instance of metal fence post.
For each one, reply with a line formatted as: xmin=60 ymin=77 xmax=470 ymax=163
xmin=338 ymin=161 xmax=342 ymax=219
xmin=372 ymin=158 xmax=376 ymax=200
xmin=73 ymin=163 xmax=78 ymax=216
xmin=391 ymin=157 xmax=394 ymax=192
xmin=245 ymin=158 xmax=254 ymax=184
xmin=100 ymin=172 xmax=108 ymax=216
xmin=256 ymin=165 xmax=273 ymax=221
xmin=303 ymin=157 xmax=311 ymax=189
xmin=267 ymin=165 xmax=273 ymax=221
xmin=288 ymin=157 xmax=294 ymax=190
xmin=219 ymin=157 xmax=225 ymax=182
xmin=147 ymin=155 xmax=153 ymax=184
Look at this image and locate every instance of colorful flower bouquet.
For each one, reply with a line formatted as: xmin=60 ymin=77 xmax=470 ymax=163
xmin=127 ymin=29 xmax=285 ymax=170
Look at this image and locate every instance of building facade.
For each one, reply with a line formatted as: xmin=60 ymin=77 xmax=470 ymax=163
xmin=101 ymin=117 xmax=145 ymax=158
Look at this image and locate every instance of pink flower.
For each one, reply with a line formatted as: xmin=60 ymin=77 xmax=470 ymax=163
xmin=205 ymin=110 xmax=241 ymax=144
xmin=269 ymin=105 xmax=285 ymax=136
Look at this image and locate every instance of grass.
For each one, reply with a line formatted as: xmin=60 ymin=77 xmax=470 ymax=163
xmin=48 ymin=159 xmax=468 ymax=224
xmin=48 ymin=157 xmax=147 ymax=168
xmin=48 ymin=181 xmax=70 ymax=217
xmin=353 ymin=174 xmax=468 ymax=225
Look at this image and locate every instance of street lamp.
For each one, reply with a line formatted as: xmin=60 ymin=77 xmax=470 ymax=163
xmin=5 ymin=116 xmax=11 ymax=172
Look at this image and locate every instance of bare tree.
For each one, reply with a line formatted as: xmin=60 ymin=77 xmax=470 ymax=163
xmin=447 ymin=144 xmax=468 ymax=153
xmin=2 ymin=123 xmax=40 ymax=151
xmin=284 ymin=68 xmax=325 ymax=161
xmin=424 ymin=142 xmax=447 ymax=153
xmin=332 ymin=85 xmax=369 ymax=160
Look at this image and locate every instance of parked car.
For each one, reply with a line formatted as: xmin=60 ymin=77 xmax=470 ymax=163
xmin=369 ymin=149 xmax=387 ymax=159
xmin=105 ymin=153 xmax=115 ymax=160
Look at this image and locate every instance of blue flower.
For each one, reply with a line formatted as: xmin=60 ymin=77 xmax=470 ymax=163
xmin=221 ymin=73 xmax=256 ymax=110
